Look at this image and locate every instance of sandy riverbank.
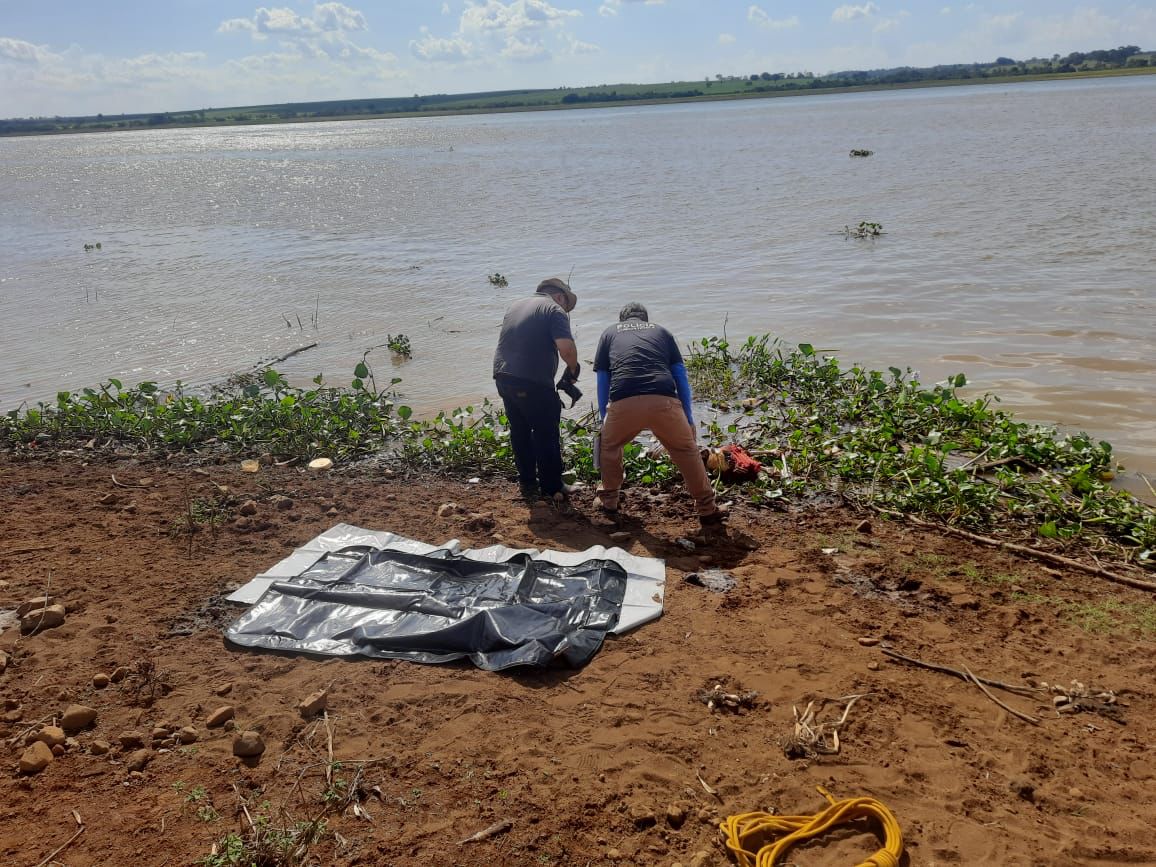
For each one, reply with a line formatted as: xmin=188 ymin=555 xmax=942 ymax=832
xmin=1 ymin=455 xmax=1154 ymax=865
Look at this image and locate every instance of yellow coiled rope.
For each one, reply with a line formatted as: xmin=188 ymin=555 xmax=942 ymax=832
xmin=719 ymin=786 xmax=904 ymax=867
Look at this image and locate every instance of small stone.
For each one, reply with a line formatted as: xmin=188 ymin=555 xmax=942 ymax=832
xmin=92 ymin=673 xmax=110 ymax=689
xmin=234 ymin=516 xmax=251 ymax=530
xmin=666 ymin=803 xmax=688 ymax=829
xmin=1009 ymin=775 xmax=1035 ymax=802
xmin=16 ymin=596 xmax=59 ymax=617
xmin=688 ymin=850 xmax=713 ymax=867
xmin=857 ymin=636 xmax=880 ymax=647
xmin=238 ymin=500 xmax=258 ymax=516
xmin=61 ymin=704 xmax=98 ymax=733
xmin=51 ymin=744 xmax=66 ymax=757
xmin=99 ymin=492 xmax=120 ymax=506
xmin=223 ymin=719 xmax=236 ymax=732
xmin=609 ymin=531 xmax=631 ymax=543
xmin=1129 ymin=759 xmax=1156 ymax=781
xmin=90 ymin=740 xmax=111 ymax=756
xmin=1068 ymin=787 xmax=1084 ymax=799
xmin=856 ymin=519 xmax=872 ymax=533
xmin=110 ymin=666 xmax=129 ymax=683
xmin=326 ymin=507 xmax=339 ymax=517
xmin=206 ymin=706 xmax=235 ymax=728
xmin=437 ymin=503 xmax=457 ymax=518
xmin=698 ymin=555 xmax=715 ymax=566
xmin=126 ymin=749 xmax=154 ymax=772
xmin=121 ymin=503 xmax=137 ymax=514
xmin=214 ymin=683 xmax=233 ymax=697
xmin=629 ymin=804 xmax=657 ymax=829
xmin=298 ymin=689 xmax=328 ymax=718
xmin=65 ymin=737 xmax=80 ymax=750
xmin=951 ymin=593 xmax=980 ymax=610
xmin=151 ymin=726 xmax=170 ymax=742
xmin=241 ymin=459 xmax=260 ymax=473
xmin=233 ymin=730 xmax=265 ymax=758
xmin=19 ymin=741 xmax=54 ymax=774
xmin=19 ymin=604 xmax=67 ymax=634
xmin=138 ymin=478 xmax=153 ymax=487
xmin=36 ymin=726 xmax=67 ymax=748
xmin=177 ymin=726 xmax=199 ymax=745
xmin=308 ymin=457 xmax=333 ymax=471
xmin=867 ymin=661 xmax=880 ymax=671
xmin=118 ymin=731 xmax=146 ymax=750
xmin=272 ymin=495 xmax=293 ymax=511
xmin=0 ymin=650 xmax=9 ymax=673
xmin=2 ymin=709 xmax=22 ymax=724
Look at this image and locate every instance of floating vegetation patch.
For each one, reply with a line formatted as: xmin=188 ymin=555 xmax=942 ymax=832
xmin=843 ymin=221 xmax=885 ymax=238
xmin=386 ymin=334 xmax=412 ymax=358
xmin=849 ymin=149 xmax=874 ymax=157
xmin=487 ymin=273 xmax=508 ymax=288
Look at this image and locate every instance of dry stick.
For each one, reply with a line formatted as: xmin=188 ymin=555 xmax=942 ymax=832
xmin=880 ymin=649 xmax=1039 ymax=697
xmin=962 ymin=664 xmax=1040 ymax=726
xmin=262 ymin=342 xmax=319 ymax=369
xmin=110 ymin=474 xmax=149 ymax=489
xmin=32 ymin=812 xmax=85 ymax=867
xmin=0 ymin=545 xmax=54 ymax=558
xmin=875 ymin=508 xmax=1156 ymax=593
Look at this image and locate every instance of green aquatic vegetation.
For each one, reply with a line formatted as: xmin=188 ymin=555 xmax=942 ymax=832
xmin=684 ymin=335 xmax=1155 ymax=564
xmin=488 ymin=273 xmax=509 ymax=288
xmin=3 ymin=334 xmax=1154 ymax=568
xmin=843 ymin=221 xmax=884 ymax=238
xmin=386 ymin=334 xmax=412 ymax=358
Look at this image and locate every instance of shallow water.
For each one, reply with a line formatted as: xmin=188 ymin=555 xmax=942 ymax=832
xmin=2 ymin=75 xmax=1154 ymax=481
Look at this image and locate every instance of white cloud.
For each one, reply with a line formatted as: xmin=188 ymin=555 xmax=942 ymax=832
xmin=748 ymin=6 xmax=800 ymax=30
xmin=831 ymin=3 xmax=879 ymax=24
xmin=410 ymin=29 xmax=473 ymax=62
xmin=941 ymin=6 xmax=952 ymax=14
xmin=599 ymin=0 xmax=665 ymax=16
xmin=413 ymin=0 xmax=584 ymax=66
xmin=501 ymin=35 xmax=549 ymax=60
xmin=873 ymin=10 xmax=909 ymax=33
xmin=218 ymin=3 xmax=368 ymax=40
xmin=718 ymin=33 xmax=736 ymax=45
xmin=0 ymin=36 xmax=57 ymax=64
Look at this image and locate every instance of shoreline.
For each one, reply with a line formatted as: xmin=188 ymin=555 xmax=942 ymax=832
xmin=2 ymin=67 xmax=1153 ymax=138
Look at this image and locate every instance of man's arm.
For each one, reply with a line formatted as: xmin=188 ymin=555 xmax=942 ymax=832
xmin=671 ymin=362 xmax=695 ymax=430
xmin=555 ymin=338 xmax=579 ymax=377
xmin=596 ymin=370 xmax=610 ymax=420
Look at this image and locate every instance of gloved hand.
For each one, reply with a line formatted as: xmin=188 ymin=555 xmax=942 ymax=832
xmin=556 ymin=367 xmax=583 ymax=407
xmin=568 ymin=361 xmax=581 ymax=381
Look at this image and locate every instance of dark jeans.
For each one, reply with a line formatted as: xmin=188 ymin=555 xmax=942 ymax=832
xmin=496 ymin=376 xmax=563 ymax=496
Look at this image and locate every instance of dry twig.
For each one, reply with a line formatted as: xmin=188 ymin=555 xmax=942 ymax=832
xmin=458 ymin=819 xmax=513 ymax=845
xmin=32 ymin=811 xmax=85 ymax=867
xmin=962 ymin=664 xmax=1040 ymax=726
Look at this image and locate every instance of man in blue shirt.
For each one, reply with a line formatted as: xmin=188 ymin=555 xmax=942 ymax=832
xmin=493 ymin=278 xmax=580 ymax=502
xmin=592 ymin=303 xmax=724 ymax=529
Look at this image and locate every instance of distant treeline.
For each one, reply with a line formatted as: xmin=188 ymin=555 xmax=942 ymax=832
xmin=3 ymin=45 xmax=1152 ymax=136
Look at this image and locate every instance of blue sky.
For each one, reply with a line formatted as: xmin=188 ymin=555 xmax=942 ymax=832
xmin=1 ymin=1 xmax=1153 ymax=117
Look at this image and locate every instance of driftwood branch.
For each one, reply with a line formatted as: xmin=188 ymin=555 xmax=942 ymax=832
xmin=962 ymin=664 xmax=1040 ymax=726
xmin=262 ymin=342 xmax=318 ymax=368
xmin=33 ymin=812 xmax=85 ymax=867
xmin=874 ymin=508 xmax=1156 ymax=593
xmin=881 ymin=649 xmax=1039 ymax=697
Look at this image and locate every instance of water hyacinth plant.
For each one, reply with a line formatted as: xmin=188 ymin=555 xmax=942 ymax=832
xmin=1 ymin=334 xmax=1153 ymax=568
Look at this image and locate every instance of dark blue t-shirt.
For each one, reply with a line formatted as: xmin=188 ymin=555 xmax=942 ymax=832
xmin=493 ymin=294 xmax=573 ymax=387
xmin=593 ymin=320 xmax=683 ymax=402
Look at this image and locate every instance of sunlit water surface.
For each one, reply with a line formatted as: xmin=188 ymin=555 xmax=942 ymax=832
xmin=2 ymin=76 xmax=1153 ymax=485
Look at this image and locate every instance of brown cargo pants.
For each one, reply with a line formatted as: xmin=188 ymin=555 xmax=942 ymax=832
xmin=597 ymin=394 xmax=717 ymax=516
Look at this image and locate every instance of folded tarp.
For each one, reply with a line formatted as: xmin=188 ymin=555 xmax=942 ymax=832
xmin=225 ymin=543 xmax=633 ymax=670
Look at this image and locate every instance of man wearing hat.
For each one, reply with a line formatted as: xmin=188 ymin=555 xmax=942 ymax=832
xmin=493 ymin=277 xmax=580 ymax=502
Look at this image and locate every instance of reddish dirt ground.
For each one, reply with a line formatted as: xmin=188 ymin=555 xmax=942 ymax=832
xmin=2 ymin=455 xmax=1155 ymax=866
